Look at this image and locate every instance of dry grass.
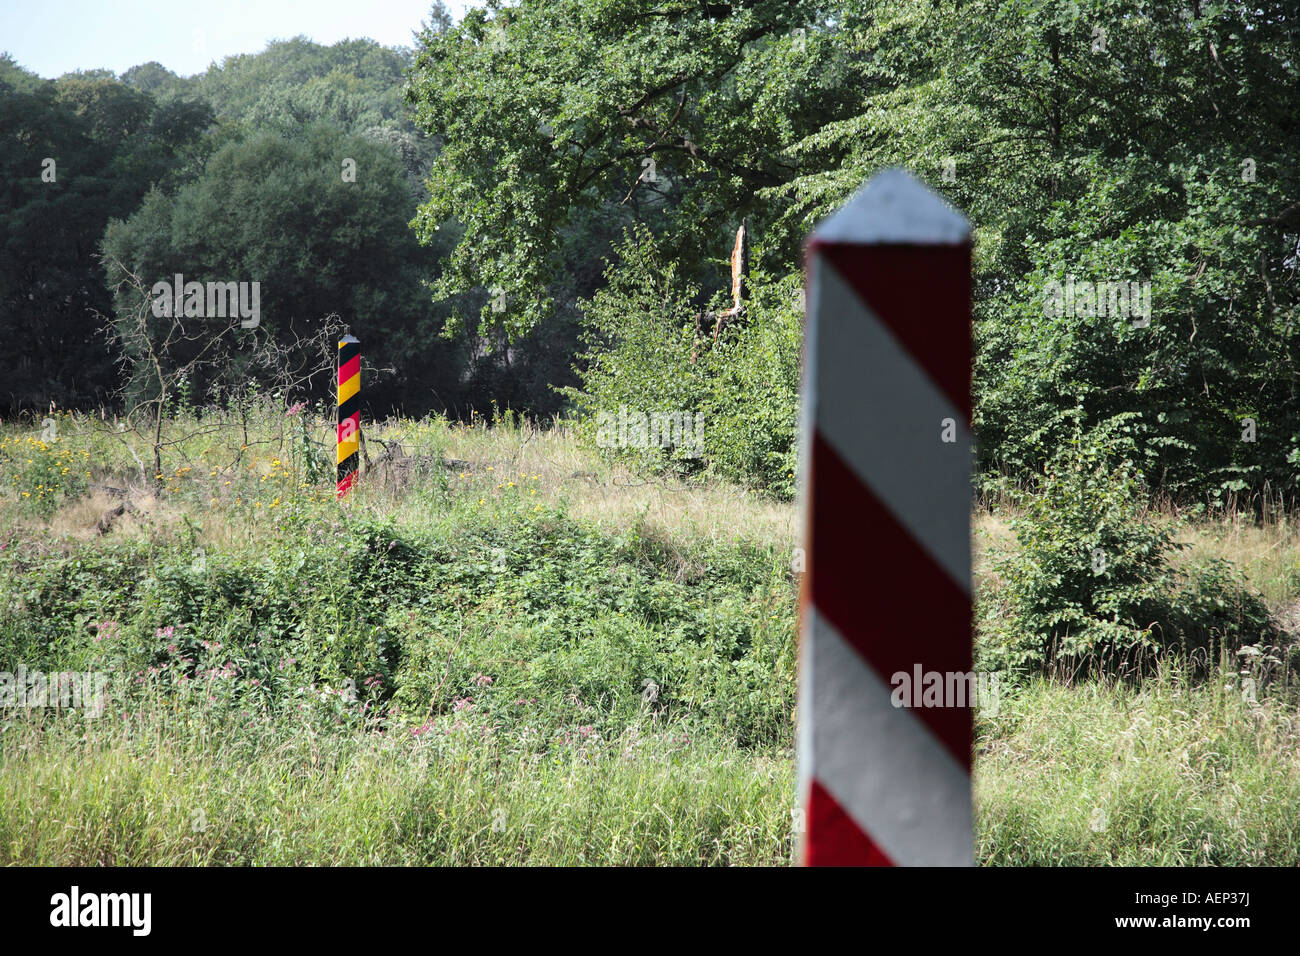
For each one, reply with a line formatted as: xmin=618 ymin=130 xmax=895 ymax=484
xmin=15 ymin=411 xmax=1300 ymax=618
xmin=368 ymin=416 xmax=798 ymax=551
xmin=1174 ymin=513 xmax=1300 ymax=607
xmin=7 ymin=413 xmax=798 ymax=564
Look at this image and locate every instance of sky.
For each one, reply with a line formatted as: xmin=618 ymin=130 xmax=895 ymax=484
xmin=0 ymin=0 xmax=481 ymax=79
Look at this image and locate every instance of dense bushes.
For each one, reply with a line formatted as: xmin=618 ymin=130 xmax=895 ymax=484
xmin=0 ymin=501 xmax=797 ymax=749
xmin=979 ymin=420 xmax=1277 ymax=677
xmin=566 ymin=227 xmax=801 ymax=499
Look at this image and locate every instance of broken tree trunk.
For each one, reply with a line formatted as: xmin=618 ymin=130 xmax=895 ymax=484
xmin=691 ymin=219 xmax=748 ymax=363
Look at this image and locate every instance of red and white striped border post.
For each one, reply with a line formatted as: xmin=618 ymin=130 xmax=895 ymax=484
xmin=797 ymin=168 xmax=974 ymax=866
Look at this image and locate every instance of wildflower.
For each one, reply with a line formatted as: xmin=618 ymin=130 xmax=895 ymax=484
xmin=286 ymin=402 xmax=307 ymax=417
xmin=473 ymin=673 xmax=493 ymax=687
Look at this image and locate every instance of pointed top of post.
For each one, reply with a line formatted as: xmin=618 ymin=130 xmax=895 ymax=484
xmin=339 ymin=334 xmax=360 ymax=345
xmin=810 ymin=167 xmax=969 ymax=246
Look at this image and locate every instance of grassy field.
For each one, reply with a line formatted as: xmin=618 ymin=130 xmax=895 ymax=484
xmin=1 ymin=403 xmax=1297 ymax=865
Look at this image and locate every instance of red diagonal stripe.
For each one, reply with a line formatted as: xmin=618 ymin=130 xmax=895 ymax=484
xmin=805 ymin=779 xmax=894 ymax=866
xmin=809 ymin=430 xmax=972 ymax=770
xmin=337 ymin=412 xmax=360 ymax=442
xmin=813 ymin=243 xmax=971 ymax=422
xmin=338 ymin=354 xmax=360 ymax=386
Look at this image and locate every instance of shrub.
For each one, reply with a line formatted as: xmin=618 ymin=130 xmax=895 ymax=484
xmin=0 ymin=495 xmax=797 ymax=749
xmin=979 ymin=419 xmax=1276 ymax=677
xmin=564 ymin=225 xmax=800 ymax=499
xmin=698 ymin=272 xmax=801 ymax=499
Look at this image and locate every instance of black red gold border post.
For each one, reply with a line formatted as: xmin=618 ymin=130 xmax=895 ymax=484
xmin=337 ymin=334 xmax=360 ymax=498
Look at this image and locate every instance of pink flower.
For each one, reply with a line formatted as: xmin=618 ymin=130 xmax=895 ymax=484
xmin=473 ymin=673 xmax=493 ymax=687
xmin=285 ymin=402 xmax=307 ymax=417
xmin=453 ymin=696 xmax=473 ymax=712
xmin=156 ymin=626 xmax=175 ymax=639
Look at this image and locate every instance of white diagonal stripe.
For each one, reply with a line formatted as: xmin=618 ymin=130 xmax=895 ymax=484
xmin=801 ymin=607 xmax=973 ymax=866
xmin=806 ymin=256 xmax=972 ymax=596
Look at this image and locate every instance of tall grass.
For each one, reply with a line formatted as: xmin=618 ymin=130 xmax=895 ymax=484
xmin=0 ymin=696 xmax=792 ymax=866
xmin=2 ymin=408 xmax=1300 ymax=865
xmin=977 ymin=663 xmax=1300 ymax=865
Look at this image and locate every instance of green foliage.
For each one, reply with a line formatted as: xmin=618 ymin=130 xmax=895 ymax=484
xmin=0 ymin=431 xmax=90 ymax=518
xmin=561 ymin=225 xmax=705 ymax=474
xmin=406 ymin=0 xmax=836 ymax=337
xmin=0 ymin=59 xmax=214 ymax=412
xmin=101 ymin=123 xmax=459 ymax=411
xmin=0 ymin=496 xmax=797 ymax=749
xmin=980 ymin=420 xmax=1276 ymax=676
xmin=699 ymin=271 xmax=802 ymax=499
xmin=403 ymin=0 xmax=1300 ymax=499
xmin=563 ymin=226 xmax=800 ymax=498
xmin=191 ymin=37 xmax=417 ymax=137
xmin=956 ymin=1 xmax=1300 ymax=502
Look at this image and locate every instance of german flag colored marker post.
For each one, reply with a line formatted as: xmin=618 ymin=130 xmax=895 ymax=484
xmin=797 ymin=168 xmax=974 ymax=866
xmin=337 ymin=334 xmax=361 ymax=499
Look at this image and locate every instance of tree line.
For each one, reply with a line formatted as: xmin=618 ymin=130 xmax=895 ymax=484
xmin=5 ymin=0 xmax=1299 ymax=505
